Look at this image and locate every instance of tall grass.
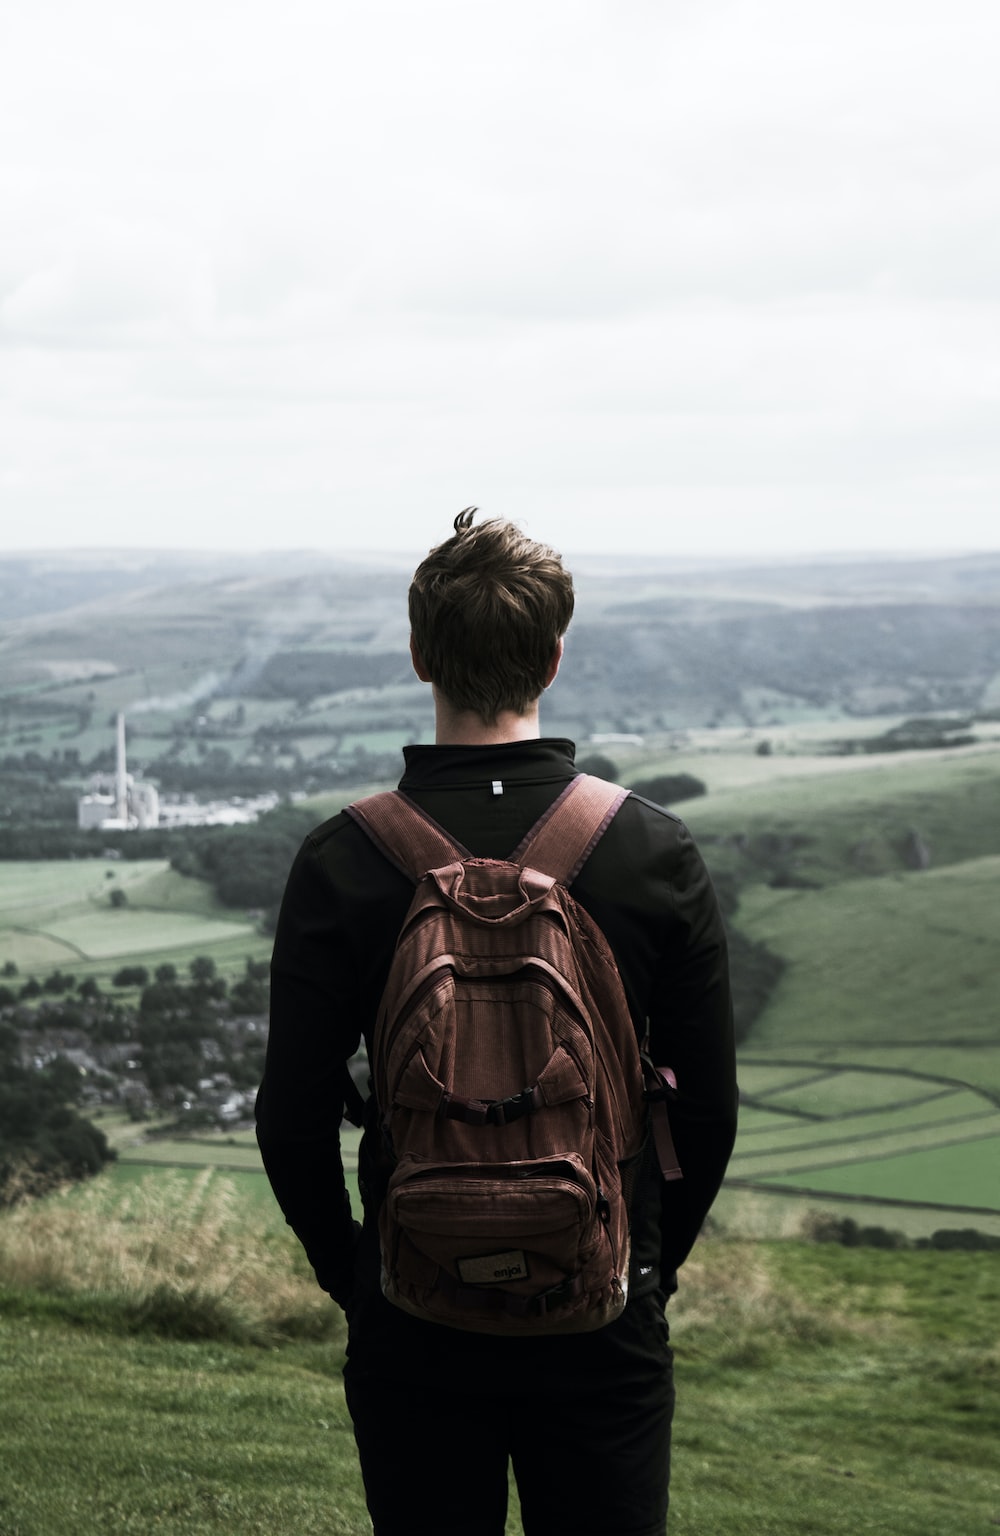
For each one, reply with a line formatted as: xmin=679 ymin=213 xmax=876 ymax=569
xmin=0 ymin=1168 xmax=848 ymax=1356
xmin=0 ymin=1166 xmax=958 ymax=1366
xmin=0 ymin=1168 xmax=338 ymax=1345
xmin=2 ymin=1174 xmax=997 ymax=1534
xmin=669 ymin=1234 xmax=850 ymax=1366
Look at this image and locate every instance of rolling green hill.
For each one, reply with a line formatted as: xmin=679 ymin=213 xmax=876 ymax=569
xmin=681 ymin=744 xmax=1000 ymax=886
xmin=670 ymin=744 xmax=1000 ymax=1239
xmin=0 ymin=860 xmax=267 ymax=982
xmin=735 ymin=856 xmax=999 ymax=1051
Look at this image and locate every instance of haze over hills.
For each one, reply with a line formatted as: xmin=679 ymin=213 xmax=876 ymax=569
xmin=2 ymin=549 xmax=1000 ymax=742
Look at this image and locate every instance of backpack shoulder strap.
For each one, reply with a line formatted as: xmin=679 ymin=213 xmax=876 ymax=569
xmin=345 ymin=791 xmax=470 ymax=882
xmin=347 ymin=773 xmax=628 ymax=887
xmin=512 ymin=774 xmax=629 ymax=887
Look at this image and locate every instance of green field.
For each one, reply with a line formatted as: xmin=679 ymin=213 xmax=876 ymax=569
xmin=759 ymin=1134 xmax=1000 ymax=1206
xmin=731 ymin=1078 xmax=999 ymax=1203
xmin=104 ymin=1122 xmax=362 ymax=1209
xmin=684 ymin=742 xmax=1000 ymax=1239
xmin=682 ymin=742 xmax=1000 ymax=880
xmin=0 ymin=859 xmax=269 ymax=980
xmin=735 ymin=858 xmax=999 ymax=1049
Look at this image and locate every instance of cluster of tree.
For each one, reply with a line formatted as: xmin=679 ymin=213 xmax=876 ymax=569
xmin=1 ymin=997 xmax=138 ymax=1048
xmin=1 ymin=750 xmax=83 ymax=780
xmin=805 ymin=1213 xmax=1000 ymax=1251
xmin=133 ymin=958 xmax=267 ymax=1093
xmin=0 ymin=1023 xmax=114 ymax=1205
xmin=0 ymin=953 xmax=272 ymax=1199
xmin=629 ymin=772 xmax=707 ymax=805
xmin=169 ymin=804 xmax=318 ymax=916
xmin=0 ymin=740 xmax=298 ymax=801
xmin=107 ymin=956 xmax=269 ymax=1012
xmin=137 ymin=1009 xmax=221 ymax=1094
xmin=0 ymin=820 xmax=185 ymax=860
xmin=132 ymin=956 xmax=269 ymax=1016
xmin=575 ymin=756 xmax=707 ymax=807
xmin=0 ymin=965 xmax=92 ymax=1008
xmin=1 ymin=956 xmax=269 ymax=1035
xmin=139 ymin=744 xmax=400 ymax=797
xmin=250 ymin=649 xmax=410 ymax=701
xmin=0 ymin=799 xmax=321 ymax=883
xmin=833 ymin=716 xmax=979 ymax=755
xmin=5 ymin=966 xmax=117 ymax=1008
xmin=0 ymin=773 xmax=80 ymax=837
xmin=144 ymin=754 xmax=300 ymax=796
xmin=0 ymin=754 xmax=392 ymax=855
xmin=2 ymin=958 xmax=268 ymax=1009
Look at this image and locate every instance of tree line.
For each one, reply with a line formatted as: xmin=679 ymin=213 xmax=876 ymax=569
xmin=0 ymin=1024 xmax=114 ymax=1203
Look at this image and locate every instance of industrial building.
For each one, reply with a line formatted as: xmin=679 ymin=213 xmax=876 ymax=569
xmin=77 ymin=713 xmax=160 ymax=831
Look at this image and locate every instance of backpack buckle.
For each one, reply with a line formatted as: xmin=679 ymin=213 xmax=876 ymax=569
xmin=534 ymin=1274 xmax=585 ymax=1315
xmin=487 ymin=1084 xmax=543 ymax=1126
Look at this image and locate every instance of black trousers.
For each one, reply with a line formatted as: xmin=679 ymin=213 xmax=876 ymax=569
xmin=343 ymin=1290 xmax=675 ymax=1536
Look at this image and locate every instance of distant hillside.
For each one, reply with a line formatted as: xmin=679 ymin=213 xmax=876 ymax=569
xmin=560 ymin=602 xmax=1000 ymax=729
xmin=0 ymin=548 xmax=412 ymax=625
xmin=2 ymin=551 xmax=1000 ymax=748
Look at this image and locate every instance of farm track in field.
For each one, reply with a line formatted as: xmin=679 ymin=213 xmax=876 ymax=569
xmin=728 ymin=1055 xmax=1000 ymax=1223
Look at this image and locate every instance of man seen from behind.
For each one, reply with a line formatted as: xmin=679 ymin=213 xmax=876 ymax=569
xmin=256 ymin=509 xmax=738 ymax=1536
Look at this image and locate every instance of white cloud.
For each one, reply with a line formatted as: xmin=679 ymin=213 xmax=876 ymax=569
xmin=2 ymin=222 xmax=215 ymax=341
xmin=1 ymin=0 xmax=998 ymax=555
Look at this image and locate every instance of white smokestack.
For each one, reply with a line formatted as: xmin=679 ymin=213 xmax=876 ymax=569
xmin=115 ymin=713 xmax=128 ymax=824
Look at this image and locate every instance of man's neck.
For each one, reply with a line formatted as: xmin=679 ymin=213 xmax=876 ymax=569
xmin=433 ymin=696 xmax=543 ymax=746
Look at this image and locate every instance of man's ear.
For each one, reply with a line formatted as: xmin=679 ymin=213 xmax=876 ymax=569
xmin=410 ymin=634 xmax=432 ymax=683
xmin=543 ymin=637 xmax=564 ymax=689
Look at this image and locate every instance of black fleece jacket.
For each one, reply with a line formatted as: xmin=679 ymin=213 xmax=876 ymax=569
xmin=256 ymin=739 xmax=737 ymax=1315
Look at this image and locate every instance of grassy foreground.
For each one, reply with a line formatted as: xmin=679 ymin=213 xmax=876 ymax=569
xmin=0 ymin=1172 xmax=997 ymax=1534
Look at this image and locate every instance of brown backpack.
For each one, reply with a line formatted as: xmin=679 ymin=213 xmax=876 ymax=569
xmin=346 ymin=773 xmax=680 ymax=1335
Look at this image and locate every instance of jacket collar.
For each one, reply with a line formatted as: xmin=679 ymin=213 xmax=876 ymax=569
xmin=399 ymin=738 xmax=577 ymax=790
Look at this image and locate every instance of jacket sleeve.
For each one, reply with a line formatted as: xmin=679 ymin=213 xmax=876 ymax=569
xmin=575 ymin=800 xmax=738 ymax=1289
xmin=255 ymin=833 xmax=363 ymax=1310
xmin=650 ymin=823 xmax=738 ymax=1282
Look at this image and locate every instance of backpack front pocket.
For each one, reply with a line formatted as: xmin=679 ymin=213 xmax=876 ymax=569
xmin=385 ymin=1152 xmax=599 ymax=1282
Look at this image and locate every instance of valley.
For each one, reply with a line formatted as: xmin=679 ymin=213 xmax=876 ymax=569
xmin=1 ymin=547 xmax=998 ymax=1241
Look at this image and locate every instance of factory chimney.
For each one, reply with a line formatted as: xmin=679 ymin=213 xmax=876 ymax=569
xmin=115 ymin=712 xmax=128 ymax=824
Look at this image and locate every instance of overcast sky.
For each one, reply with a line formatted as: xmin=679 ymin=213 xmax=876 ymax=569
xmin=2 ymin=0 xmax=998 ymax=560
